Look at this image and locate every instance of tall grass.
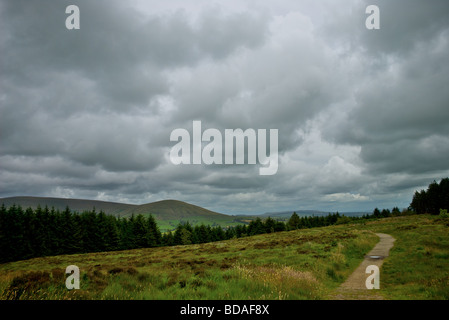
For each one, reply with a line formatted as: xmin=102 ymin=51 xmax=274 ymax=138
xmin=363 ymin=216 xmax=449 ymax=299
xmin=9 ymin=215 xmax=449 ymax=300
xmin=1 ymin=224 xmax=380 ymax=300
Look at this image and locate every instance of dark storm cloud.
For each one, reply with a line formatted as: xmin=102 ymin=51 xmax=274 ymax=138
xmin=320 ymin=0 xmax=449 ymax=177
xmin=0 ymin=0 xmax=270 ymax=171
xmin=167 ymin=11 xmax=347 ymax=154
xmin=360 ymin=0 xmax=449 ymax=57
xmin=1 ymin=0 xmax=448 ymax=213
xmin=1 ymin=0 xmax=269 ymax=112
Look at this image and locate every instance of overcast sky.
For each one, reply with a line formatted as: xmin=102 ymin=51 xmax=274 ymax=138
xmin=1 ymin=0 xmax=448 ymax=215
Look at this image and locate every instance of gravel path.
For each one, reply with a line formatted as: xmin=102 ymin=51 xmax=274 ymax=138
xmin=329 ymin=233 xmax=396 ymax=300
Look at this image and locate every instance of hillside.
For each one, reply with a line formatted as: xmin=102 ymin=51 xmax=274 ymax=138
xmin=0 ymin=196 xmax=134 ymax=216
xmin=1 ymin=214 xmax=447 ymax=300
xmin=0 ymin=196 xmax=235 ymax=230
xmin=120 ymin=199 xmax=227 ymax=220
xmin=0 ymin=217 xmax=380 ymax=300
xmin=260 ymin=210 xmax=371 ymax=218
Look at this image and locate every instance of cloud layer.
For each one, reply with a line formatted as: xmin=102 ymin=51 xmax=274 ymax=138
xmin=1 ymin=0 xmax=448 ymax=214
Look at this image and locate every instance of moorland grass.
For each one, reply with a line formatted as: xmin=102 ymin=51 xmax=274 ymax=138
xmin=0 ymin=225 xmax=377 ymax=300
xmin=1 ymin=214 xmax=448 ymax=300
xmin=349 ymin=215 xmax=449 ymax=300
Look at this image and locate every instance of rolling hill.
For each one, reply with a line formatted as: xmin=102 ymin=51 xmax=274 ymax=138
xmin=2 ymin=214 xmax=447 ymax=300
xmin=0 ymin=196 xmax=245 ymax=232
xmin=1 ymin=196 xmax=368 ymax=232
xmin=260 ymin=210 xmax=371 ymax=218
xmin=0 ymin=196 xmax=136 ymax=217
xmin=119 ymin=199 xmax=227 ymax=220
xmin=0 ymin=196 xmax=228 ymax=220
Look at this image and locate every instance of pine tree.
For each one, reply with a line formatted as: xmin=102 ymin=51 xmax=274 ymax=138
xmin=174 ymin=224 xmax=192 ymax=245
xmin=287 ymin=212 xmax=300 ymax=230
xmin=162 ymin=231 xmax=174 ymax=246
xmin=120 ymin=217 xmax=135 ymax=250
xmin=132 ymin=214 xmax=149 ymax=248
xmin=105 ymin=215 xmax=120 ymax=251
xmin=211 ymin=226 xmax=225 ymax=241
xmin=264 ymin=217 xmax=276 ymax=233
xmin=147 ymin=214 xmax=161 ymax=247
xmin=248 ymin=217 xmax=264 ymax=235
xmin=21 ymin=207 xmax=36 ymax=259
xmin=95 ymin=211 xmax=107 ymax=251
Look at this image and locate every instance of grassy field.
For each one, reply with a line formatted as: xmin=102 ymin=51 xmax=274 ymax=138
xmin=346 ymin=214 xmax=449 ymax=299
xmin=157 ymin=215 xmax=248 ymax=233
xmin=0 ymin=214 xmax=448 ymax=300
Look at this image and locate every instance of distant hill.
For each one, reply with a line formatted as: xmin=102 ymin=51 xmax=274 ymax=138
xmin=0 ymin=196 xmax=134 ymax=216
xmin=260 ymin=210 xmax=370 ymax=219
xmin=260 ymin=210 xmax=327 ymax=218
xmin=0 ymin=196 xmax=229 ymax=221
xmin=0 ymin=196 xmax=370 ymax=230
xmin=119 ymin=199 xmax=227 ymax=220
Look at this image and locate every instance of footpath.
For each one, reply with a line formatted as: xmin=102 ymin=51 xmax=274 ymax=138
xmin=329 ymin=233 xmax=396 ymax=300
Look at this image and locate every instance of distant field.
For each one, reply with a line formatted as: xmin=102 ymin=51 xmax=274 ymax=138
xmin=1 ymin=214 xmax=448 ymax=300
xmin=346 ymin=215 xmax=449 ymax=299
xmin=158 ymin=215 xmax=250 ymax=232
xmin=0 ymin=197 xmax=252 ymax=232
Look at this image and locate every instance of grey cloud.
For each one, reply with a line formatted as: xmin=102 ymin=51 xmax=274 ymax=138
xmin=168 ymin=15 xmax=346 ymax=155
xmin=0 ymin=0 xmax=270 ymax=172
xmin=1 ymin=0 xmax=269 ymax=113
xmin=359 ymin=0 xmax=449 ymax=57
xmin=360 ymin=136 xmax=449 ymax=175
xmin=320 ymin=0 xmax=449 ymax=178
xmin=322 ymin=0 xmax=449 ymax=59
xmin=1 ymin=0 xmax=448 ymax=214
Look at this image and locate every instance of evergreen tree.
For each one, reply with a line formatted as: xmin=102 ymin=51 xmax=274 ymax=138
xmin=381 ymin=209 xmax=391 ymax=218
xmin=147 ymin=214 xmax=161 ymax=247
xmin=263 ymin=217 xmax=276 ymax=233
xmin=71 ymin=213 xmax=84 ymax=253
xmin=211 ymin=226 xmax=225 ymax=241
xmin=410 ymin=178 xmax=449 ymax=215
xmin=192 ymin=224 xmax=210 ymax=244
xmin=133 ymin=214 xmax=149 ymax=248
xmin=162 ymin=231 xmax=174 ymax=246
xmin=274 ymin=221 xmax=286 ymax=232
xmin=81 ymin=209 xmax=101 ymax=252
xmin=21 ymin=207 xmax=36 ymax=259
xmin=118 ymin=217 xmax=134 ymax=250
xmin=248 ymin=217 xmax=264 ymax=235
xmin=95 ymin=211 xmax=109 ymax=251
xmin=287 ymin=212 xmax=300 ymax=230
xmin=225 ymin=226 xmax=236 ymax=239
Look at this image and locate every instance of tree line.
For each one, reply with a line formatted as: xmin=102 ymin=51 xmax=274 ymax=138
xmin=162 ymin=216 xmax=287 ymax=246
xmin=2 ymin=176 xmax=447 ymax=264
xmin=1 ymin=204 xmax=387 ymax=263
xmin=409 ymin=178 xmax=449 ymax=215
xmin=0 ymin=205 xmax=162 ymax=264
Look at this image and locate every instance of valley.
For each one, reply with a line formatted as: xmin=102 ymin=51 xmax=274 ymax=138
xmin=1 ymin=214 xmax=448 ymax=300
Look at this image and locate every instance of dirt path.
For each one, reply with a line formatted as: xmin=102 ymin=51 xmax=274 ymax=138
xmin=329 ymin=233 xmax=396 ymax=300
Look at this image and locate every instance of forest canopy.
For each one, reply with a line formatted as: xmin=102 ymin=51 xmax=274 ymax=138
xmin=409 ymin=178 xmax=449 ymax=215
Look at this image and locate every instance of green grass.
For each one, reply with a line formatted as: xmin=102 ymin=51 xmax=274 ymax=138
xmin=1 ymin=214 xmax=448 ymax=300
xmin=157 ymin=215 xmax=247 ymax=232
xmin=0 ymin=197 xmax=242 ymax=233
xmin=0 ymin=225 xmax=377 ymax=300
xmin=348 ymin=215 xmax=449 ymax=300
